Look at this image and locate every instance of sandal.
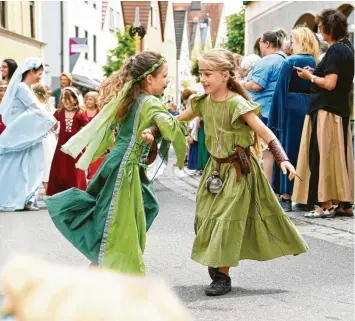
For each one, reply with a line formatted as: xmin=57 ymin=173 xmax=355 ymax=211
xmin=335 ymin=207 xmax=354 ymax=217
xmin=304 ymin=205 xmax=337 ymax=218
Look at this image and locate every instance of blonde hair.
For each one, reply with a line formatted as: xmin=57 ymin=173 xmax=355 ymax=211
xmin=292 ymin=26 xmax=320 ymax=62
xmin=200 ymin=48 xmax=261 ymax=156
xmin=84 ymin=91 xmax=99 ymax=110
xmin=32 ymin=83 xmax=49 ymax=104
xmin=1 ymin=255 xmax=191 ymax=321
xmin=201 ymin=48 xmax=249 ymax=101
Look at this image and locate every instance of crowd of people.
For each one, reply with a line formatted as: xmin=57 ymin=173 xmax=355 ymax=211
xmin=231 ymin=9 xmax=354 ymax=218
xmin=0 ymin=60 xmax=103 ymax=210
xmin=0 ymin=6 xmax=353 ymax=320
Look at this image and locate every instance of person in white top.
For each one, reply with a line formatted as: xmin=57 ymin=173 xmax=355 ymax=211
xmin=33 ymin=83 xmax=57 ymax=194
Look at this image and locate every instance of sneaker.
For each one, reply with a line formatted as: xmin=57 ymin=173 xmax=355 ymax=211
xmin=208 ymin=266 xmax=219 ymax=280
xmin=205 ymin=270 xmax=231 ymax=296
xmin=279 ymin=197 xmax=292 ymax=212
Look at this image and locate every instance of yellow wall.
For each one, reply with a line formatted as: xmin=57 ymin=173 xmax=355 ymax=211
xmin=0 ymin=29 xmax=43 ymax=63
xmin=143 ymin=1 xmax=163 ymax=52
xmin=0 ymin=1 xmax=44 ymax=63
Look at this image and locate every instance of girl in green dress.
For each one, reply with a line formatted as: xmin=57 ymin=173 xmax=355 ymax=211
xmin=145 ymin=48 xmax=308 ymax=296
xmin=45 ymin=51 xmax=187 ymax=275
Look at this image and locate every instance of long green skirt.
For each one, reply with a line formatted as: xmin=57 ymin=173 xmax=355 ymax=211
xmin=192 ymin=154 xmax=308 ymax=268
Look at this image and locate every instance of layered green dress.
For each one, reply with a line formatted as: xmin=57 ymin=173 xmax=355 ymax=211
xmin=45 ymin=93 xmax=186 ymax=275
xmin=190 ymin=94 xmax=308 ymax=268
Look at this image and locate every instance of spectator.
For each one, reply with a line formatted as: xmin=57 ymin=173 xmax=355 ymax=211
xmin=0 ymin=80 xmax=7 ymax=135
xmin=269 ymin=26 xmax=319 ymax=212
xmin=240 ymin=54 xmax=261 ymax=79
xmin=294 ymin=9 xmax=354 ymax=217
xmin=316 ymin=33 xmax=330 ymax=60
xmin=0 ymin=80 xmax=7 ymax=103
xmin=242 ymin=28 xmax=287 ymax=183
xmin=33 ymin=83 xmax=57 ymax=194
xmin=1 ymin=59 xmax=18 ymax=83
xmin=52 ymin=72 xmax=73 ymax=108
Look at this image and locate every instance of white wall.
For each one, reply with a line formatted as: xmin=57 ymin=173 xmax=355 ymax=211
xmin=67 ymin=0 xmax=103 ymax=80
xmin=41 ymin=1 xmax=62 ymax=87
xmin=100 ymin=0 xmax=125 ymax=73
xmin=177 ymin=14 xmax=193 ymax=105
xmin=215 ymin=6 xmax=228 ymax=48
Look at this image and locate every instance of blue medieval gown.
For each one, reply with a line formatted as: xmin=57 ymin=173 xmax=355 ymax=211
xmin=0 ymin=83 xmax=56 ymax=211
xmin=268 ymin=54 xmax=316 ymax=195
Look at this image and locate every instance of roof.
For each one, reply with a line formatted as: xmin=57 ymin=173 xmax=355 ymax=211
xmin=159 ymin=1 xmax=168 ymax=40
xmin=121 ymin=1 xmax=151 ymax=30
xmin=173 ymin=2 xmax=224 ymax=45
xmin=173 ymin=10 xmax=187 ymax=59
xmin=101 ymin=0 xmax=108 ymax=28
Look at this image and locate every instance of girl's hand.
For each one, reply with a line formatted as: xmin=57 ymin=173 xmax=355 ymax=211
xmin=142 ymin=129 xmax=154 ymax=143
xmin=280 ymin=161 xmax=296 ymax=181
xmin=296 ymin=68 xmax=312 ymax=80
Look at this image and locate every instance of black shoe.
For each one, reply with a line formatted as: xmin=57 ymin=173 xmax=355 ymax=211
xmin=208 ymin=266 xmax=219 ymax=280
xmin=205 ymin=270 xmax=231 ymax=296
xmin=279 ymin=197 xmax=292 ymax=212
xmin=294 ymin=203 xmax=314 ymax=211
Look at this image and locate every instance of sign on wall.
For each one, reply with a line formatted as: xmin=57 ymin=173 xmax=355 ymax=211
xmin=69 ymin=38 xmax=88 ymax=72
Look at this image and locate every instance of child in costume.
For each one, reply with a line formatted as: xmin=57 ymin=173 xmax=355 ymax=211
xmin=46 ymin=87 xmax=88 ymax=196
xmin=33 ymin=83 xmax=58 ymax=194
xmin=145 ymin=48 xmax=308 ymax=296
xmin=84 ymin=91 xmax=105 ymax=180
xmin=0 ymin=58 xmax=56 ymax=211
xmin=44 ymin=51 xmax=186 ymax=275
xmin=0 ymin=81 xmax=8 ymax=135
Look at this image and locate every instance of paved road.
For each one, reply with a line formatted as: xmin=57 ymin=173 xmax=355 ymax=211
xmin=0 ymin=178 xmax=353 ymax=321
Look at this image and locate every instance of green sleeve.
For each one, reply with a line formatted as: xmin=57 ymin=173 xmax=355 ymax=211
xmin=190 ymin=94 xmax=208 ymax=117
xmin=231 ymin=94 xmax=261 ymax=124
xmin=144 ymin=97 xmax=187 ymax=169
xmin=91 ymin=127 xmax=115 ymax=161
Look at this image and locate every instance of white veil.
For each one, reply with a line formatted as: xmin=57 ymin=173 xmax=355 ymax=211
xmin=0 ymin=57 xmax=42 ymax=125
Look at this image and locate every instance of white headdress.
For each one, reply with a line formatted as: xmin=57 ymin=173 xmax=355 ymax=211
xmin=0 ymin=57 xmax=42 ymax=125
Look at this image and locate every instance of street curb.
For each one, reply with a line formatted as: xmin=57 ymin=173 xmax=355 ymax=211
xmin=157 ymin=158 xmax=354 ymax=235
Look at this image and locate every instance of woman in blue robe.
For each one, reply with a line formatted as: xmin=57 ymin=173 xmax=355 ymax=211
xmin=0 ymin=58 xmax=56 ymax=211
xmin=268 ymin=27 xmax=319 ymax=212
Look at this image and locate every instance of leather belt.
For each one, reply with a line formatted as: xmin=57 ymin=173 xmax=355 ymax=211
xmin=213 ymin=147 xmax=251 ymax=181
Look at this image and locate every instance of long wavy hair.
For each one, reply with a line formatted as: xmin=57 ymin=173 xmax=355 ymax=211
xmin=99 ymin=51 xmax=164 ymax=122
xmin=292 ymin=26 xmax=320 ymax=62
xmin=200 ymin=48 xmax=261 ymax=157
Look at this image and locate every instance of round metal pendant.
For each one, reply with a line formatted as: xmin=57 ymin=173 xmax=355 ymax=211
xmin=206 ymin=175 xmax=223 ymax=194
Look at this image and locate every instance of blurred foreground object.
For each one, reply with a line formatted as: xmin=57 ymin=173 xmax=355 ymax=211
xmin=0 ymin=256 xmax=191 ymax=321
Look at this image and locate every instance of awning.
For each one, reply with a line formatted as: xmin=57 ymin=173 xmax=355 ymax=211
xmin=72 ymin=74 xmax=100 ymax=91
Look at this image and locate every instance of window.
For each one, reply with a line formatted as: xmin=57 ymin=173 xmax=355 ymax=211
xmin=85 ymin=30 xmax=88 ymax=59
xmin=109 ymin=8 xmax=114 ymax=30
xmin=75 ymin=25 xmax=79 ymax=37
xmin=151 ymin=6 xmax=157 ymax=28
xmin=0 ymin=1 xmax=6 ymax=28
xmin=30 ymin=1 xmax=35 ymax=38
xmin=93 ymin=35 xmax=97 ymax=62
xmin=115 ymin=11 xmax=120 ymax=29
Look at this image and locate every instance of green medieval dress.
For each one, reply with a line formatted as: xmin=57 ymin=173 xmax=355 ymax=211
xmin=190 ymin=93 xmax=308 ymax=268
xmin=45 ymin=93 xmax=186 ymax=275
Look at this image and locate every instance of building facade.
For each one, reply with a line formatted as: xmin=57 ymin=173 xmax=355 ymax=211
xmin=0 ymin=1 xmax=45 ymax=68
xmin=41 ymin=0 xmax=124 ymax=91
xmin=245 ymin=1 xmax=355 ymax=54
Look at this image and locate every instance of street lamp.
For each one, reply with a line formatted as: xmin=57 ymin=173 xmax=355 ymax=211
xmin=129 ymin=7 xmax=146 ymax=54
